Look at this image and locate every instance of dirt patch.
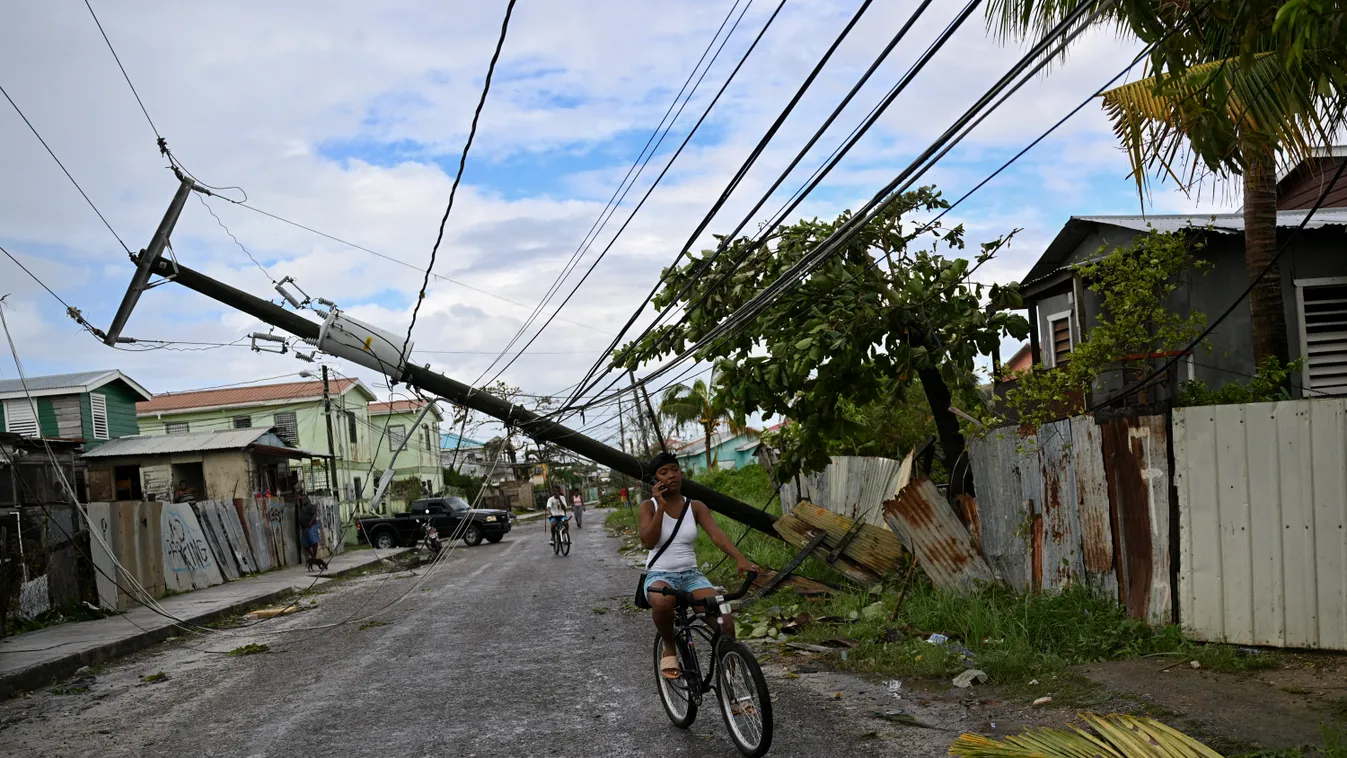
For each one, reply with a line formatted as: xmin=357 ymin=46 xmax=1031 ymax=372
xmin=1078 ymin=657 xmax=1345 ymax=753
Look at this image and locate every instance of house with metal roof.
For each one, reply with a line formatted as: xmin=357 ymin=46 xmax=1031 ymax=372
xmin=675 ymin=429 xmax=762 ymax=474
xmin=82 ymin=428 xmax=322 ymax=504
xmin=1019 ymin=149 xmax=1347 ymax=404
xmin=136 ymin=377 xmax=378 ymax=502
xmin=0 ymin=370 xmax=152 ymax=449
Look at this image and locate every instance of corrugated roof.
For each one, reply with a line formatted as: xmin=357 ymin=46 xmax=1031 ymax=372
xmin=0 ymin=370 xmax=152 ymax=401
xmin=138 ymin=378 xmax=370 ymax=414
xmin=1022 ymin=208 xmax=1347 ymax=287
xmin=82 ymin=428 xmax=320 ymax=458
xmin=441 ymin=432 xmax=485 ymax=450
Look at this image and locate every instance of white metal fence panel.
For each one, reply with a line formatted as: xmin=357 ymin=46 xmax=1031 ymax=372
xmin=1174 ymin=399 xmax=1347 ymax=650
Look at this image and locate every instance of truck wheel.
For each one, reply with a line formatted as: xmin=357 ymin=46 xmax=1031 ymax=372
xmin=374 ymin=530 xmax=397 ymax=550
xmin=485 ymin=534 xmax=503 ymax=544
xmin=462 ymin=525 xmax=483 ymax=547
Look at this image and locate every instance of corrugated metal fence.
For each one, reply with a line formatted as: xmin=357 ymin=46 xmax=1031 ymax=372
xmin=969 ymin=413 xmax=1172 ymax=624
xmin=1174 ymin=399 xmax=1347 ymax=650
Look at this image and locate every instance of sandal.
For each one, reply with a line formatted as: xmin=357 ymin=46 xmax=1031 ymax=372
xmin=660 ymin=654 xmax=681 ymax=679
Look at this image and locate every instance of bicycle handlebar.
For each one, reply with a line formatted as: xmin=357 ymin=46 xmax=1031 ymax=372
xmin=651 ymin=571 xmax=758 ymax=608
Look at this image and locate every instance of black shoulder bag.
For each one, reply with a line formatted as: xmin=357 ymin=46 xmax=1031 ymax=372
xmin=633 ymin=497 xmax=690 ymax=610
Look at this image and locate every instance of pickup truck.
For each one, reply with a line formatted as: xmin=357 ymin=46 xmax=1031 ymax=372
xmin=356 ymin=497 xmax=512 ymax=550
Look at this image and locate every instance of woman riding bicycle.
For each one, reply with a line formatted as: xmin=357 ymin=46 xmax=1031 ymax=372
xmin=639 ymin=452 xmax=759 ymax=680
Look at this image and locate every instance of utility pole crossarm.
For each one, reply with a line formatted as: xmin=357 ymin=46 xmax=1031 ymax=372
xmin=138 ymin=254 xmax=777 ymax=536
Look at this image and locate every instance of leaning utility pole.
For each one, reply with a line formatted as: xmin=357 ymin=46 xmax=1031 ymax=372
xmin=105 ymin=238 xmax=776 ymax=536
xmin=321 ymin=365 xmax=338 ymax=494
xmin=616 ymin=390 xmax=628 ymax=455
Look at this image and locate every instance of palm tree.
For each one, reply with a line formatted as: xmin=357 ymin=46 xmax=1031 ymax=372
xmin=987 ymin=1 xmax=1347 ymax=368
xmin=950 ymin=712 xmax=1221 ymax=757
xmin=659 ymin=376 xmax=751 ymax=471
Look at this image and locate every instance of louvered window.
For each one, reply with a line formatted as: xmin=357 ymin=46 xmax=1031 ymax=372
xmin=166 ymin=421 xmax=190 ymax=435
xmin=1045 ymin=311 xmax=1073 ymax=368
xmin=90 ymin=394 xmax=109 ymax=440
xmin=4 ymin=399 xmax=39 ymax=438
xmin=273 ymin=411 xmax=298 ymax=444
xmin=1298 ymin=279 xmax=1347 ymax=394
xmin=389 ymin=425 xmax=407 ymax=451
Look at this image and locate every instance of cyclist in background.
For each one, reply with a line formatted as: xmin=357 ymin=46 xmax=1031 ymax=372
xmin=544 ymin=486 xmax=568 ymax=546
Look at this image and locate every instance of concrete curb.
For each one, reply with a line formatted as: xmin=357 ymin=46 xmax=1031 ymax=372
xmin=0 ymin=550 xmax=408 ymax=701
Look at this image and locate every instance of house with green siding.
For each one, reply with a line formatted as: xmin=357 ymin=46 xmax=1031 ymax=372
xmin=0 ymin=370 xmax=151 ymax=448
xmin=368 ymin=399 xmax=445 ymax=500
xmin=136 ymin=377 xmax=377 ymax=506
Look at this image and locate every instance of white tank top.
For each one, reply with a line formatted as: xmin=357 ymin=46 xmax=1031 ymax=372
xmin=645 ymin=499 xmax=698 ymax=572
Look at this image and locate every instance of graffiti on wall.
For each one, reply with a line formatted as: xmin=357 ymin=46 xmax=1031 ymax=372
xmin=161 ymin=502 xmax=223 ymax=591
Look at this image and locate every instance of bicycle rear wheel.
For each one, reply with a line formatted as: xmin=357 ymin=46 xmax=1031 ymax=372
xmin=561 ymin=528 xmax=571 ymax=556
xmin=653 ymin=633 xmax=697 ymax=728
xmin=716 ymin=641 xmax=773 ymax=757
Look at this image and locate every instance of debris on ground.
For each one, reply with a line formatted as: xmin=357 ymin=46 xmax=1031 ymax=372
xmin=243 ymin=606 xmax=298 ymax=620
xmin=952 ymin=669 xmax=988 ymax=689
xmin=1190 ymin=660 xmax=1201 ymax=669
xmin=872 ymin=709 xmax=939 ymax=729
xmin=927 ymin=633 xmax=949 ymax=645
xmin=1032 ymin=696 xmax=1053 ymax=706
xmin=228 ymin=643 xmax=269 ymax=657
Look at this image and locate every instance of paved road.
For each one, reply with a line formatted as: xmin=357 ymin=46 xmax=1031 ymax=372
xmin=0 ymin=513 xmax=954 ymax=757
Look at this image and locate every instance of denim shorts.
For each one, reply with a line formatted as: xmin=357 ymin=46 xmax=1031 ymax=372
xmin=644 ymin=568 xmax=714 ymax=602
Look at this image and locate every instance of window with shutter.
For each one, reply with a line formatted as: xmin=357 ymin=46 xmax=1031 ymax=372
xmin=1045 ymin=311 xmax=1073 ymax=367
xmin=274 ymin=411 xmax=299 ymax=444
xmin=4 ymin=399 xmax=39 ymax=438
xmin=347 ymin=411 xmax=358 ymax=443
xmin=233 ymin=415 xmax=252 ymax=429
xmin=166 ymin=421 xmax=190 ymax=435
xmin=90 ymin=394 xmax=109 ymax=440
xmin=389 ymin=425 xmax=407 ymax=451
xmin=1297 ymin=278 xmax=1347 ymax=394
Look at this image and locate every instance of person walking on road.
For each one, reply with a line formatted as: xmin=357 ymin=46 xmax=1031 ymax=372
xmin=298 ymin=496 xmax=321 ymax=564
xmin=571 ymin=490 xmax=584 ymax=529
xmin=544 ymin=486 xmax=568 ymax=546
xmin=639 ymin=451 xmax=758 ymax=680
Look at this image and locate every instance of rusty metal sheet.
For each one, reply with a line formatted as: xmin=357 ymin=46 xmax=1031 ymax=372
xmin=780 ymin=455 xmax=913 ymax=528
xmin=1070 ymin=415 xmax=1118 ymax=599
xmin=968 ymin=429 xmax=1039 ymax=591
xmin=883 ymin=477 xmax=995 ymax=592
xmin=1100 ymin=415 xmax=1171 ymax=625
xmin=1038 ymin=418 xmax=1086 ymax=591
xmin=773 ymin=502 xmax=905 ymax=586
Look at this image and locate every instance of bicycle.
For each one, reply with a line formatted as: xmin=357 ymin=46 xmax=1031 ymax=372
xmin=550 ymin=516 xmax=571 ymax=557
xmin=650 ymin=571 xmax=772 ymax=757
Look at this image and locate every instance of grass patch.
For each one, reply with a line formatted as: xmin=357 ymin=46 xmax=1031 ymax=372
xmin=228 ymin=643 xmax=269 ymax=656
xmin=139 ymin=671 xmax=170 ymax=683
xmin=358 ymin=620 xmax=390 ymax=630
xmin=50 ymin=685 xmax=89 ymax=696
xmin=1189 ymin=644 xmax=1281 ymax=673
xmin=740 ymin=579 xmax=1195 ymax=686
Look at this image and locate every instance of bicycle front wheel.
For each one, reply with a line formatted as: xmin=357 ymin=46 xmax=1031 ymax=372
xmin=561 ymin=529 xmax=571 ymax=556
xmin=716 ymin=641 xmax=773 ymax=758
xmin=653 ymin=633 xmax=697 ymax=728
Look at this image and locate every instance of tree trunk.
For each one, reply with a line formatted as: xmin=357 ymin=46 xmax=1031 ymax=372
xmin=1244 ymin=140 xmax=1290 ymax=369
xmin=704 ymin=423 xmax=714 ymax=471
xmin=916 ymin=367 xmax=973 ymax=498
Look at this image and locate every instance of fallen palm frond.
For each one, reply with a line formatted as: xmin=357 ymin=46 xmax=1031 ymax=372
xmin=950 ymin=712 xmax=1223 ymax=758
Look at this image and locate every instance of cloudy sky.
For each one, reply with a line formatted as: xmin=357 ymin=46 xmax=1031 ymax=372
xmin=0 ymin=0 xmax=1228 ymax=448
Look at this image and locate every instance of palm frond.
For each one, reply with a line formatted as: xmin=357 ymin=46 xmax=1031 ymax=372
xmin=1101 ymin=51 xmax=1346 ymax=204
xmin=949 ymin=713 xmax=1224 ymax=758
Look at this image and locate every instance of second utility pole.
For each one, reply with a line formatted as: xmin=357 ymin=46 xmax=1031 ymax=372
xmin=321 ymin=365 xmax=338 ymax=495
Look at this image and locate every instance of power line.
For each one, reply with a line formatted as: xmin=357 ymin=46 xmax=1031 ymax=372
xmin=479 ymin=0 xmax=790 ymax=387
xmin=0 ymin=82 xmax=131 ymax=253
xmin=196 ymin=194 xmax=278 ymax=284
xmin=83 ymin=0 xmax=158 ymax=140
xmin=558 ymin=0 xmax=1114 ymax=416
xmin=401 ymin=0 xmax=518 ymax=367
xmin=476 ymin=0 xmax=755 ymax=382
xmin=564 ymin=0 xmax=939 ymax=410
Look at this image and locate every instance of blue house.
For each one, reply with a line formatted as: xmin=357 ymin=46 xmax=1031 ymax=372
xmin=675 ymin=430 xmax=761 ymax=474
